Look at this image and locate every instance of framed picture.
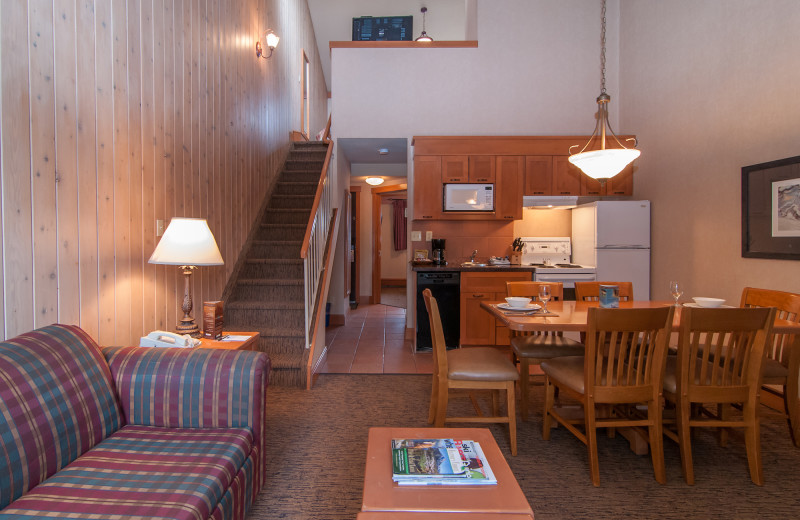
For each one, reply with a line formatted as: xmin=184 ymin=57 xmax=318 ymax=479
xmin=414 ymin=249 xmax=429 ymax=261
xmin=742 ymin=155 xmax=800 ymax=259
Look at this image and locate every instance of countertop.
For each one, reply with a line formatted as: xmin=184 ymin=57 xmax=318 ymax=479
xmin=412 ymin=263 xmax=536 ymax=273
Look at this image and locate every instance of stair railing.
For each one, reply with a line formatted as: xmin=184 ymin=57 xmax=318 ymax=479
xmin=300 ymin=117 xmax=333 ymax=349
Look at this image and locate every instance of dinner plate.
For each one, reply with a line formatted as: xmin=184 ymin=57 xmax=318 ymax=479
xmin=682 ymin=302 xmax=734 ymax=308
xmin=497 ymin=302 xmax=542 ymax=311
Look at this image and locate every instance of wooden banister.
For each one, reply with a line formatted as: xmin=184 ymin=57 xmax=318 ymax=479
xmin=300 ymin=140 xmax=332 ymax=259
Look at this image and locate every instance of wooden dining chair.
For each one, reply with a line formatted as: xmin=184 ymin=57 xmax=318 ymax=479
xmin=740 ymin=287 xmax=800 ymax=447
xmin=541 ymin=306 xmax=674 ymax=486
xmin=422 ymin=288 xmax=520 ymax=455
xmin=662 ymin=306 xmax=775 ymax=485
xmin=505 ymin=281 xmax=584 ymax=421
xmin=574 ymin=281 xmax=634 ymax=302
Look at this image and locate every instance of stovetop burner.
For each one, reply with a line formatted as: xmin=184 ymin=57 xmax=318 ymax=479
xmin=528 ymin=263 xmax=584 ymax=269
xmin=556 ymin=263 xmax=583 ymax=268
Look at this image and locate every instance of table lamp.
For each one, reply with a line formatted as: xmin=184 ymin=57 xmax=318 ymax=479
xmin=149 ymin=217 xmax=224 ymax=336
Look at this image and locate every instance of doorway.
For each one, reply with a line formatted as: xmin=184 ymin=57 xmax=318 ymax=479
xmin=371 ymin=184 xmax=408 ymax=308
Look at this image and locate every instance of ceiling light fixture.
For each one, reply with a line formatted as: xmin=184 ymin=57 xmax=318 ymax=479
xmin=415 ymin=7 xmax=433 ymax=42
xmin=365 ymin=177 xmax=385 ymax=186
xmin=568 ymin=0 xmax=640 ymax=182
xmin=256 ymin=29 xmax=280 ymax=59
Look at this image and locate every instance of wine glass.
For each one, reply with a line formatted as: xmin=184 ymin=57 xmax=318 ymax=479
xmin=669 ymin=280 xmax=683 ymax=306
xmin=538 ymin=285 xmax=552 ymax=313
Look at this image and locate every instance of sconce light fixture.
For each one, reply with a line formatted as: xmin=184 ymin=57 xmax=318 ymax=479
xmin=415 ymin=7 xmax=433 ymax=42
xmin=256 ymin=29 xmax=280 ymax=59
xmin=149 ymin=218 xmax=224 ymax=336
xmin=365 ymin=177 xmax=385 ymax=186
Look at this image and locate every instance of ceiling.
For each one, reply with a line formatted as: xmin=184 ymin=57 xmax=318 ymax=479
xmin=337 ymin=138 xmax=408 ymax=179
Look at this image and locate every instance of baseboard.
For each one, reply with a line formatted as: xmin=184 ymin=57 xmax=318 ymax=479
xmin=328 ymin=314 xmax=345 ymax=326
xmin=381 ymin=278 xmax=407 ymax=288
xmin=405 ymin=327 xmax=415 ymax=341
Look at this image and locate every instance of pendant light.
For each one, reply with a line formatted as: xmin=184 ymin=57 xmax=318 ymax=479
xmin=568 ymin=0 xmax=639 ymax=181
xmin=415 ymin=7 xmax=433 ymax=42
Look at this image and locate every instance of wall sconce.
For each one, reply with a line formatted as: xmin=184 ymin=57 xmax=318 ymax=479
xmin=256 ymin=29 xmax=280 ymax=59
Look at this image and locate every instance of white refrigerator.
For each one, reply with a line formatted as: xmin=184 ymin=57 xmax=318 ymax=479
xmin=571 ymin=201 xmax=651 ymax=301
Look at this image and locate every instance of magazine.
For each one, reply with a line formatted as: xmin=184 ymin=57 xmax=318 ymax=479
xmin=391 ymin=438 xmax=497 ymax=485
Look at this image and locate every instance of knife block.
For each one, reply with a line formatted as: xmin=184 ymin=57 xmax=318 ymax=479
xmin=510 ymin=251 xmax=522 ymax=265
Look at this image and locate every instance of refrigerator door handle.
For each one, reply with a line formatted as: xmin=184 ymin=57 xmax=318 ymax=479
xmin=597 ymin=245 xmax=650 ymax=249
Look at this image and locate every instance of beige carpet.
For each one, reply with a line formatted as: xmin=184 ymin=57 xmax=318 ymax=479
xmin=247 ymin=374 xmax=800 ymax=519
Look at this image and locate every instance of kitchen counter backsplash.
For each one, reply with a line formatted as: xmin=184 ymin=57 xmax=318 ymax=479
xmin=411 ymin=264 xmax=536 ymax=273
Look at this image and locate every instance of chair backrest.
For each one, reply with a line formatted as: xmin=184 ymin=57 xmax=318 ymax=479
xmin=676 ymin=306 xmax=775 ymax=402
xmin=575 ymin=281 xmax=634 ymax=302
xmin=584 ymin=306 xmax=674 ymax=403
xmin=740 ymin=287 xmax=800 ymax=366
xmin=422 ymin=288 xmax=448 ymax=379
xmin=506 ymin=281 xmax=564 ymax=301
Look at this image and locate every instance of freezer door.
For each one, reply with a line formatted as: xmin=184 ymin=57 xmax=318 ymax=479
xmin=595 ymin=201 xmax=651 ymax=248
xmin=595 ymin=248 xmax=650 ymax=300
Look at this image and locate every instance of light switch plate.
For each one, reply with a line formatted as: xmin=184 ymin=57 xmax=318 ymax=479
xmin=411 ymin=231 xmax=421 ymax=241
xmin=156 ymin=219 xmax=165 ymax=237
xmin=425 ymin=231 xmax=433 ymax=241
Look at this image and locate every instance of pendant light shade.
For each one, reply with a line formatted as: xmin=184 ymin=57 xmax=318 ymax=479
xmin=415 ymin=7 xmax=433 ymax=42
xmin=569 ymin=0 xmax=639 ymax=181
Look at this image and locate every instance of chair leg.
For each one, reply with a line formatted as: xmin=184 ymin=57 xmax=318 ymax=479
xmin=543 ymin=376 xmax=554 ymax=440
xmin=586 ymin=403 xmax=601 ymax=487
xmin=648 ymin=401 xmax=667 ymax=484
xmin=717 ymin=403 xmax=730 ymax=447
xmin=434 ymin=383 xmax=449 ymax=428
xmin=492 ymin=389 xmax=500 ymax=417
xmin=506 ymin=381 xmax=517 ymax=456
xmin=677 ymin=398 xmax=695 ymax=485
xmin=743 ymin=402 xmax=764 ymax=485
xmin=783 ymin=385 xmax=800 ymax=448
xmin=519 ymin=358 xmax=530 ymax=421
xmin=428 ymin=374 xmax=438 ymax=424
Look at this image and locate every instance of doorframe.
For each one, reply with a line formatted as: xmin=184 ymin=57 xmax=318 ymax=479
xmin=371 ymin=184 xmax=408 ymax=304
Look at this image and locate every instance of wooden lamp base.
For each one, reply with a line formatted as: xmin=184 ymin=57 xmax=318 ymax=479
xmin=176 ymin=266 xmax=200 ymax=336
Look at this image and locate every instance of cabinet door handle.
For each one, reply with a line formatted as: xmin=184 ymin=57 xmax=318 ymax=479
xmin=473 ymin=293 xmax=485 ymax=298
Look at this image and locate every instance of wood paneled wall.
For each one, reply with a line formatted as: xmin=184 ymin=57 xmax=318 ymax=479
xmin=0 ymin=0 xmax=328 ymax=344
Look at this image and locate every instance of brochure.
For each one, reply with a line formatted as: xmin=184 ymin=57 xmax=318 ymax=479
xmin=391 ymin=438 xmax=497 ymax=485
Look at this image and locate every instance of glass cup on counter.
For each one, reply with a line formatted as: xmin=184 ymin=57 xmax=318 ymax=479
xmin=669 ymin=280 xmax=683 ymax=306
xmin=538 ymin=285 xmax=551 ymax=313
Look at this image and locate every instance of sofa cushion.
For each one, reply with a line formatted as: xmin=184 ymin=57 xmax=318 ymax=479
xmin=0 ymin=324 xmax=122 ymax=509
xmin=0 ymin=425 xmax=254 ymax=520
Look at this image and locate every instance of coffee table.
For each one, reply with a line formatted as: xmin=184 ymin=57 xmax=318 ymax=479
xmin=361 ymin=427 xmax=534 ymax=517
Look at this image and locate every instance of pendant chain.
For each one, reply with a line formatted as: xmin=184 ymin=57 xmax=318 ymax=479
xmin=600 ymin=0 xmax=607 ymax=95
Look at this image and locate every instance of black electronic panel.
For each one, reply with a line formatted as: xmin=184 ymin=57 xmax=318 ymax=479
xmin=352 ymin=16 xmax=412 ymax=41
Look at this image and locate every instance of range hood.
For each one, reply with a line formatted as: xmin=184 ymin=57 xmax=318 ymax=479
xmin=522 ymin=195 xmax=581 ymax=209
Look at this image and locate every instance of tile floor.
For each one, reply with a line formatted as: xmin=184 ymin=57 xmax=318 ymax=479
xmin=319 ymin=302 xmax=433 ymax=374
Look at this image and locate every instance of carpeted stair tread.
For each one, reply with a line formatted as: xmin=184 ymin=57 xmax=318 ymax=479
xmin=227 ymin=300 xmax=304 ymax=310
xmin=237 ymin=278 xmax=303 ymax=286
xmin=264 ymin=352 xmax=304 ymax=370
xmin=245 ymin=258 xmax=303 ymax=265
xmin=243 ymin=326 xmax=305 ymax=338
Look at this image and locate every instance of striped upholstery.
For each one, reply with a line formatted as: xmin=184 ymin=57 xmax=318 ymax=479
xmin=102 ymin=346 xmax=270 ymax=504
xmin=0 ymin=425 xmax=253 ymax=520
xmin=0 ymin=325 xmax=122 ymax=509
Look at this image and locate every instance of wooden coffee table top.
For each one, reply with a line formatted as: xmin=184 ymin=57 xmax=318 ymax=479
xmin=362 ymin=427 xmax=534 ymax=516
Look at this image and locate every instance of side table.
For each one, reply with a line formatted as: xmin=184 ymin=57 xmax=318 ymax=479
xmin=197 ymin=331 xmax=260 ymax=351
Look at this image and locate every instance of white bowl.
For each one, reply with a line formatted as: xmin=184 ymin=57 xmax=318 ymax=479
xmin=692 ymin=297 xmax=726 ymax=308
xmin=505 ymin=297 xmax=532 ymax=308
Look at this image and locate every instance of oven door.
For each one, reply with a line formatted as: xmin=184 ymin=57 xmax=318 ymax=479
xmin=533 ymin=270 xmax=597 ymax=300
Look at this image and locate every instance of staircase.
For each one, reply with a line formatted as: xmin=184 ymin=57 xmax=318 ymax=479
xmin=225 ymin=141 xmax=329 ymax=387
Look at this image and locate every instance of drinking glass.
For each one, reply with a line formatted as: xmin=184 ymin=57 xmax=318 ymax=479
xmin=669 ymin=280 xmax=683 ymax=306
xmin=538 ymin=285 xmax=552 ymax=313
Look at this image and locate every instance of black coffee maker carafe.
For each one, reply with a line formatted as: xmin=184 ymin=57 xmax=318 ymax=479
xmin=431 ymin=238 xmax=446 ymax=265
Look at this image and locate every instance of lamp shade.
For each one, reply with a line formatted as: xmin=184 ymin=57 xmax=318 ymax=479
xmin=149 ymin=218 xmax=224 ymax=266
xmin=568 ymin=148 xmax=640 ymax=180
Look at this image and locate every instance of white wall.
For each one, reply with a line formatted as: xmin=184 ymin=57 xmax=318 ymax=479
xmin=621 ymin=0 xmax=800 ymax=303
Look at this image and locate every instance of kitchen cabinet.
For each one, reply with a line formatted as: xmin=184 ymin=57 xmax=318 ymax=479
xmin=603 ymin=164 xmax=634 ymax=196
xmin=552 ymin=156 xmax=582 ymax=195
xmin=413 ymin=156 xmax=443 ymax=220
xmin=496 ymin=156 xmax=524 ymax=220
xmin=442 ymin=155 xmax=495 ymax=183
xmin=460 ymin=271 xmax=531 ymax=346
xmin=524 ymin=156 xmax=553 ymax=196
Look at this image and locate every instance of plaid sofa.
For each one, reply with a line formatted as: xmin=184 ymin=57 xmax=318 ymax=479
xmin=0 ymin=324 xmax=270 ymax=520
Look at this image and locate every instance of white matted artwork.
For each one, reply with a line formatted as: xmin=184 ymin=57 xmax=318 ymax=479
xmin=772 ymin=177 xmax=800 ymax=237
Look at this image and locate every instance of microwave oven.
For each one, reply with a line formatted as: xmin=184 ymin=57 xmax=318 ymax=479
xmin=443 ymin=183 xmax=494 ymax=212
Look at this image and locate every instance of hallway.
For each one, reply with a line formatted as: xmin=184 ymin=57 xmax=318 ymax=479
xmin=319 ymin=302 xmax=432 ymax=374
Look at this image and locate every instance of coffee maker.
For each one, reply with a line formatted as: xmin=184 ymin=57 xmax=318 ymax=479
xmin=431 ymin=238 xmax=446 ymax=266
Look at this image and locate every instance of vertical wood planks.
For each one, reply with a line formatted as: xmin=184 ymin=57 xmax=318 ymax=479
xmin=0 ymin=0 xmax=327 ymax=344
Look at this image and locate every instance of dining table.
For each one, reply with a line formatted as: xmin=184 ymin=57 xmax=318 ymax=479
xmin=481 ymin=299 xmax=800 ymax=451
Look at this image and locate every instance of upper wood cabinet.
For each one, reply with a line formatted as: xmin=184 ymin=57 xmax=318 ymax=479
xmin=442 ymin=155 xmax=496 ymax=183
xmin=413 ymin=156 xmax=443 ymax=220
xmin=496 ymin=156 xmax=524 ymax=220
xmin=552 ymin=156 xmax=582 ymax=195
xmin=603 ymin=164 xmax=634 ymax=196
xmin=441 ymin=156 xmax=469 ymax=183
xmin=524 ymin=156 xmax=554 ymax=196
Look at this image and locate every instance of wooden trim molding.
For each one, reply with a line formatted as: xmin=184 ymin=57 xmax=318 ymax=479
xmin=330 ymin=41 xmax=478 ymax=49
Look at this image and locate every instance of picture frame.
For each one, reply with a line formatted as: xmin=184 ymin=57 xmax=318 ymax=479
xmin=741 ymin=155 xmax=800 ymax=260
xmin=414 ymin=249 xmax=429 ymax=261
